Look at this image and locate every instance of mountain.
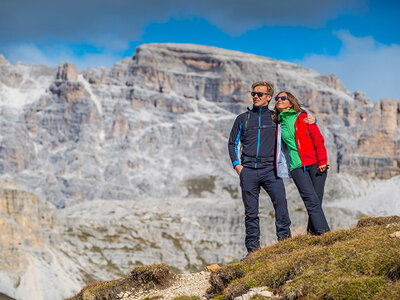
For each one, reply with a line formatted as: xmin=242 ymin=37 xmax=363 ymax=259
xmin=0 ymin=44 xmax=399 ymax=299
xmin=1 ymin=44 xmax=399 ymax=208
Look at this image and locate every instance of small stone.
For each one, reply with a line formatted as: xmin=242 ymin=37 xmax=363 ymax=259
xmin=389 ymin=231 xmax=400 ymax=238
xmin=206 ymin=264 xmax=221 ymax=272
xmin=234 ymin=287 xmax=275 ymax=300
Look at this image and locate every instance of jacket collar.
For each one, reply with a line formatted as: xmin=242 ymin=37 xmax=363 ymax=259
xmin=250 ymin=105 xmax=269 ymax=112
xmin=277 ymin=109 xmax=297 ymax=122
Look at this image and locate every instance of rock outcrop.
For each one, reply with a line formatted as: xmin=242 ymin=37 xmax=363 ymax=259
xmin=56 ymin=62 xmax=78 ymax=81
xmin=351 ymin=98 xmax=400 ymax=178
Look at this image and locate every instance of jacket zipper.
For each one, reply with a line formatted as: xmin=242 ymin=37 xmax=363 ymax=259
xmin=255 ymin=107 xmax=262 ymax=168
xmin=294 ymin=116 xmax=305 ymax=169
xmin=283 ymin=113 xmax=304 ymax=169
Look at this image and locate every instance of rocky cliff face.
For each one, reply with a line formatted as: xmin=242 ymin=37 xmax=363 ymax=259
xmin=2 ymin=43 xmax=399 ymax=209
xmin=0 ymin=44 xmax=399 ymax=299
xmin=0 ymin=180 xmax=82 ymax=300
xmin=1 ymin=43 xmax=399 ymax=207
xmin=350 ymin=98 xmax=400 ymax=178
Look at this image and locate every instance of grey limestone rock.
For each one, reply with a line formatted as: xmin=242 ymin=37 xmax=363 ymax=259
xmin=0 ymin=43 xmax=399 ymax=208
xmin=56 ymin=62 xmax=78 ymax=81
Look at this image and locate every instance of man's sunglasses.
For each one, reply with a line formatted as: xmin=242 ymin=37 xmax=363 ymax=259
xmin=251 ymin=92 xmax=269 ymax=97
xmin=275 ymin=96 xmax=289 ymax=101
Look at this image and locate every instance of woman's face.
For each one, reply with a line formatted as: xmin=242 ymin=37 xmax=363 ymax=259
xmin=275 ymin=92 xmax=293 ymax=112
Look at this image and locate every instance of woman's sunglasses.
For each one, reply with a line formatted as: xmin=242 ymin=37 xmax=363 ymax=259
xmin=275 ymin=96 xmax=289 ymax=101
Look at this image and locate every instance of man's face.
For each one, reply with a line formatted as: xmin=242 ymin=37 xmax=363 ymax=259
xmin=252 ymin=85 xmax=272 ymax=107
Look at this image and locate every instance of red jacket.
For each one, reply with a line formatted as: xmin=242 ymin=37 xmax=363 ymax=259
xmin=294 ymin=112 xmax=327 ymax=167
xmin=276 ymin=112 xmax=327 ymax=178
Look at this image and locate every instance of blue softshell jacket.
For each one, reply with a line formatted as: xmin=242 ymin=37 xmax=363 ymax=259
xmin=228 ymin=105 xmax=276 ymax=169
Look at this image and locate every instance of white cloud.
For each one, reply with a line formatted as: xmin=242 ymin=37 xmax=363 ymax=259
xmin=299 ymin=30 xmax=400 ymax=101
xmin=5 ymin=44 xmax=54 ymax=66
xmin=2 ymin=43 xmax=123 ymax=70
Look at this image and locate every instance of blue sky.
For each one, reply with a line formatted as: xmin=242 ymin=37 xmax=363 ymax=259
xmin=1 ymin=0 xmax=399 ymax=101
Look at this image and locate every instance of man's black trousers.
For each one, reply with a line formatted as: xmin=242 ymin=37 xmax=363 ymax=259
xmin=290 ymin=164 xmax=330 ymax=235
xmin=240 ymin=164 xmax=291 ymax=252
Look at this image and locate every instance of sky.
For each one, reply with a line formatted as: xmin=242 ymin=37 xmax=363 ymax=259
xmin=1 ymin=0 xmax=399 ymax=101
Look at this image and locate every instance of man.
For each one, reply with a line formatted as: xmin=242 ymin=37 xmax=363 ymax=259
xmin=227 ymin=81 xmax=314 ymax=257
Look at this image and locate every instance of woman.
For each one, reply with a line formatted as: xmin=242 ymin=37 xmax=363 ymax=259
xmin=273 ymin=91 xmax=330 ymax=235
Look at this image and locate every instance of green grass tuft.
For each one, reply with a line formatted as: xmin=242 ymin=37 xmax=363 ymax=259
xmin=66 ymin=264 xmax=174 ymax=300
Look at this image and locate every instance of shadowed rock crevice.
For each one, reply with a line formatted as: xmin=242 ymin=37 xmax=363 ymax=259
xmin=387 ymin=264 xmax=400 ymax=282
xmin=130 ymin=264 xmax=175 ymax=288
xmin=0 ymin=293 xmax=16 ymax=300
xmin=185 ymin=176 xmax=216 ymax=197
xmin=207 ymin=266 xmax=244 ymax=297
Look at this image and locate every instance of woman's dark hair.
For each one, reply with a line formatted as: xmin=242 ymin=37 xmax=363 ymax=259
xmin=272 ymin=91 xmax=305 ymax=123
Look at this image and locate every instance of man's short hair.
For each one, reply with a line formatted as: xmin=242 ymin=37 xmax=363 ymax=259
xmin=252 ymin=81 xmax=274 ymax=96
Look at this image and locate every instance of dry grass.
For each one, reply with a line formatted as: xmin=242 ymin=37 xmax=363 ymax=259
xmin=66 ymin=264 xmax=175 ymax=300
xmin=208 ymin=216 xmax=400 ymax=299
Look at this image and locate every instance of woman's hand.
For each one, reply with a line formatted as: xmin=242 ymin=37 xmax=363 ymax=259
xmin=318 ymin=164 xmax=327 ymax=172
xmin=304 ymin=113 xmax=316 ymax=124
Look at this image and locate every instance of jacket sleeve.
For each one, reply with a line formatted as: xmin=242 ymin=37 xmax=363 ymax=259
xmin=228 ymin=115 xmax=243 ymax=168
xmin=307 ymin=122 xmax=327 ymax=166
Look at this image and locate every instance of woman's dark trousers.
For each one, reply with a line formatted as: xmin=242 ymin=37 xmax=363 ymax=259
xmin=290 ymin=164 xmax=330 ymax=235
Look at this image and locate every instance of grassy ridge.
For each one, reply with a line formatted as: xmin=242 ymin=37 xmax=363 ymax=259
xmin=67 ymin=216 xmax=400 ymax=299
xmin=208 ymin=216 xmax=400 ymax=299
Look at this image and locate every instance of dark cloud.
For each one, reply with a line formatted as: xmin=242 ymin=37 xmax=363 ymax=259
xmin=187 ymin=0 xmax=368 ymax=35
xmin=1 ymin=0 xmax=367 ymax=47
xmin=1 ymin=0 xmax=172 ymax=46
